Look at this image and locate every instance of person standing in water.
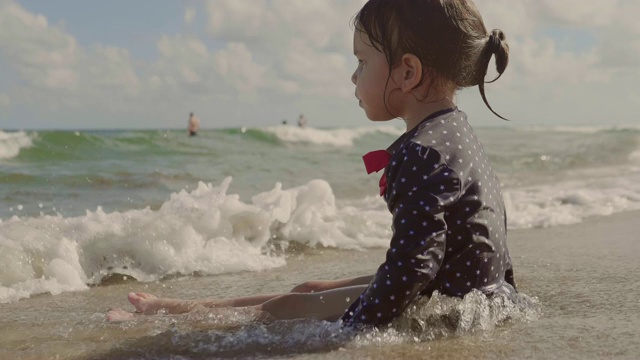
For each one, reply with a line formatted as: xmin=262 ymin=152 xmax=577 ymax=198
xmin=188 ymin=112 xmax=200 ymax=136
xmin=297 ymin=113 xmax=308 ymax=128
xmin=108 ymin=0 xmax=516 ymax=328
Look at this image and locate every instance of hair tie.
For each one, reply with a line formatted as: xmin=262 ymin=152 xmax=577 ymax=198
xmin=487 ymin=34 xmax=502 ymax=54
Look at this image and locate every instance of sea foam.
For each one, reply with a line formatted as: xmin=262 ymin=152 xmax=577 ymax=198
xmin=263 ymin=125 xmax=403 ymax=147
xmin=0 ymin=130 xmax=32 ymax=159
xmin=0 ymin=177 xmax=391 ymax=303
xmin=2 ymin=165 xmax=640 ymax=303
xmin=504 ymin=165 xmax=640 ymax=229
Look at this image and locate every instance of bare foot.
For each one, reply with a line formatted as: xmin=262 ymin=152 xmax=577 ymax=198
xmin=128 ymin=292 xmax=158 ymax=314
xmin=106 ymin=308 xmax=137 ymax=322
xmin=128 ymin=292 xmax=195 ymax=315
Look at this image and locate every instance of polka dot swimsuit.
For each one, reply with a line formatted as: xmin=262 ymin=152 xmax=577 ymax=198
xmin=342 ymin=108 xmax=517 ymax=327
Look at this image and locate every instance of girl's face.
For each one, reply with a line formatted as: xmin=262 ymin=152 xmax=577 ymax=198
xmin=351 ymin=30 xmax=397 ymax=121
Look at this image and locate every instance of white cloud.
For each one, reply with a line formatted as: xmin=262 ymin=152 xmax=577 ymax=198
xmin=203 ymin=0 xmax=363 ymax=98
xmin=0 ymin=92 xmax=9 ymax=108
xmin=283 ymin=39 xmax=352 ymax=98
xmin=0 ymin=1 xmax=80 ymax=91
xmin=478 ymin=0 xmax=622 ymax=32
xmin=533 ymin=0 xmax=621 ymax=27
xmin=214 ymin=42 xmax=267 ymax=92
xmin=152 ymin=35 xmax=213 ymax=91
xmin=597 ymin=0 xmax=640 ymax=71
xmin=205 ymin=0 xmax=270 ymax=40
xmin=0 ymin=0 xmax=638 ymax=128
xmin=477 ymin=0 xmax=614 ymax=86
xmin=0 ymin=0 xmax=142 ymax=112
xmin=184 ymin=6 xmax=196 ymax=25
xmin=515 ymin=38 xmax=607 ymax=85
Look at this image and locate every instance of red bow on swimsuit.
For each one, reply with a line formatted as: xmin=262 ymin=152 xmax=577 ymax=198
xmin=363 ymin=150 xmax=391 ymax=196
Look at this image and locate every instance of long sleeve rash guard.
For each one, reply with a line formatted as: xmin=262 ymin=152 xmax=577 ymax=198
xmin=342 ymin=108 xmax=517 ymax=327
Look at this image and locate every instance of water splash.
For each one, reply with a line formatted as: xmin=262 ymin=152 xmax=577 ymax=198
xmin=98 ymin=291 xmax=540 ymax=358
xmin=0 ymin=130 xmax=32 ymax=159
xmin=394 ymin=290 xmax=541 ymax=340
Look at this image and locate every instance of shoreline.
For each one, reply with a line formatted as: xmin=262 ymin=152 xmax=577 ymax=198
xmin=1 ymin=209 xmax=639 ymax=359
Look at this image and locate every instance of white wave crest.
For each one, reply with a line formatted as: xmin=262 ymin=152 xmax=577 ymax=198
xmin=3 ymin=165 xmax=639 ymax=303
xmin=629 ymin=136 xmax=640 ymax=162
xmin=504 ymin=168 xmax=640 ymax=229
xmin=0 ymin=130 xmax=32 ymax=159
xmin=519 ymin=124 xmax=640 ymax=134
xmin=0 ymin=177 xmax=392 ymax=303
xmin=263 ymin=125 xmax=403 ymax=147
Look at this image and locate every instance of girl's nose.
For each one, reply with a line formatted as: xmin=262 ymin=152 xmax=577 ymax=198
xmin=351 ymin=71 xmax=357 ymax=85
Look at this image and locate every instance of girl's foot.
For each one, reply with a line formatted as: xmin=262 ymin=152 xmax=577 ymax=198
xmin=106 ymin=308 xmax=137 ymax=322
xmin=128 ymin=292 xmax=195 ymax=315
xmin=127 ymin=292 xmax=158 ymax=314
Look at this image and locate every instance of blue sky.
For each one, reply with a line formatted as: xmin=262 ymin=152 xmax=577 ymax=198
xmin=19 ymin=1 xmax=187 ymax=60
xmin=1 ymin=0 xmax=639 ymax=130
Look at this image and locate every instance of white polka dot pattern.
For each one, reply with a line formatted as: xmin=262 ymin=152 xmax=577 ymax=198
xmin=342 ymin=109 xmax=516 ymax=327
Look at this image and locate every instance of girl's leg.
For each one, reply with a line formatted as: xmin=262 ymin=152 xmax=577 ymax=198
xmin=291 ymin=274 xmax=374 ymax=293
xmin=128 ymin=274 xmax=374 ymax=315
xmin=107 ymin=292 xmax=287 ymax=321
xmin=256 ymin=285 xmax=368 ymax=322
xmin=108 ymin=285 xmax=368 ymax=322
xmin=128 ymin=292 xmax=284 ymax=315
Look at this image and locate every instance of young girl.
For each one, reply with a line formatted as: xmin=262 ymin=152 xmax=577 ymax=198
xmin=107 ymin=0 xmax=517 ymax=328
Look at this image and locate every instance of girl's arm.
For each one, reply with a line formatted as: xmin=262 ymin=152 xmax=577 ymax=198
xmin=341 ymin=143 xmax=461 ymax=327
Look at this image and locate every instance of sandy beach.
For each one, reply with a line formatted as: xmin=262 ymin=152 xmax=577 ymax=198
xmin=2 ymin=0 xmax=640 ymax=358
xmin=1 ymin=209 xmax=638 ymax=359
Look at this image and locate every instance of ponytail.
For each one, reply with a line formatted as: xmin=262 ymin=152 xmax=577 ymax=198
xmin=354 ymin=0 xmax=512 ymax=121
xmin=478 ymin=29 xmax=509 ymax=120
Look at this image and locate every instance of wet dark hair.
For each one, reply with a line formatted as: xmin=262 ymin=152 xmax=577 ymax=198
xmin=354 ymin=0 xmax=509 ymax=120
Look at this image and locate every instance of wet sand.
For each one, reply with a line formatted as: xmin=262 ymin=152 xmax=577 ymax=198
xmin=1 ymin=210 xmax=639 ymax=359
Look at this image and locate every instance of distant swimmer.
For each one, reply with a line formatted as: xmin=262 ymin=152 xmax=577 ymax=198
xmin=188 ymin=112 xmax=200 ymax=136
xmin=297 ymin=113 xmax=308 ymax=128
xmin=282 ymin=119 xmax=288 ymax=125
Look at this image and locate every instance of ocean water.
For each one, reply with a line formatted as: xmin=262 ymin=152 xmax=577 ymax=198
xmin=2 ymin=124 xmax=640 ymax=359
xmin=1 ymin=124 xmax=640 ymax=304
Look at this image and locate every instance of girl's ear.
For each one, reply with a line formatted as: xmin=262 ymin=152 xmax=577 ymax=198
xmin=397 ymin=53 xmax=423 ymax=93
